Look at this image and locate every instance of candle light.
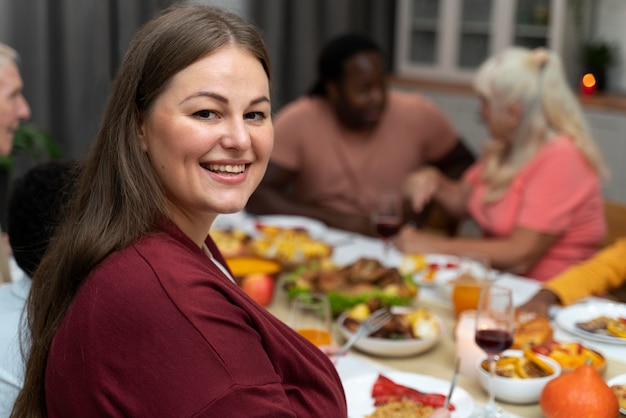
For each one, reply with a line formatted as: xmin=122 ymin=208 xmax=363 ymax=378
xmin=580 ymin=73 xmax=597 ymax=96
xmin=454 ymin=310 xmax=485 ymax=379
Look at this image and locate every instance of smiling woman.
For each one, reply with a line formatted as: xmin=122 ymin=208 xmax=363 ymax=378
xmin=11 ymin=4 xmax=347 ymax=418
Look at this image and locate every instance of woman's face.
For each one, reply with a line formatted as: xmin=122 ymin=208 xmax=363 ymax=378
xmin=139 ymin=45 xmax=272 ymax=235
xmin=479 ymin=95 xmax=520 ymax=144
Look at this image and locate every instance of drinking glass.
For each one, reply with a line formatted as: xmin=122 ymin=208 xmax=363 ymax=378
xmin=289 ymin=293 xmax=332 ymax=347
xmin=451 ymin=255 xmax=491 ymax=317
xmin=372 ymin=192 xmax=403 ymax=259
xmin=473 ymin=286 xmax=514 ymax=418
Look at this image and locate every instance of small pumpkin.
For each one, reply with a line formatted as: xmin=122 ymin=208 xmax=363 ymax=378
xmin=540 ymin=364 xmax=618 ymax=418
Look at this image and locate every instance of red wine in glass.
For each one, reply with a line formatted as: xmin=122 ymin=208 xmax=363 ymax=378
xmin=375 ymin=217 xmax=402 ymax=239
xmin=475 ymin=329 xmax=513 ymax=355
xmin=473 ymin=286 xmax=514 ymax=418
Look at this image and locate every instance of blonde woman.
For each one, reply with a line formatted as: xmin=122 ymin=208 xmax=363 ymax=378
xmin=395 ymin=47 xmax=607 ymax=281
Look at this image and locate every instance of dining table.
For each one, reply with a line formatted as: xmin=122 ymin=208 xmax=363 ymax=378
xmin=215 ymin=211 xmax=626 ymax=418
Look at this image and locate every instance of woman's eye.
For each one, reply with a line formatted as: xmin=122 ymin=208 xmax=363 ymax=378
xmin=244 ymin=111 xmax=266 ymax=121
xmin=194 ymin=110 xmax=216 ymax=119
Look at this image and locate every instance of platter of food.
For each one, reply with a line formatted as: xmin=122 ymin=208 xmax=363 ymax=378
xmin=336 ymin=304 xmax=443 ymax=357
xmin=342 ymin=371 xmax=474 ymax=418
xmin=211 ymin=222 xmax=332 ymax=267
xmin=252 ymin=215 xmax=328 ymax=239
xmin=607 ymin=373 xmax=626 ymax=414
xmin=283 ymin=258 xmax=418 ymax=315
xmin=554 ymin=301 xmax=626 ymax=345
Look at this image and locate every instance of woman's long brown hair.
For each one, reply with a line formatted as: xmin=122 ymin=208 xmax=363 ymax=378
xmin=11 ymin=4 xmax=270 ymax=417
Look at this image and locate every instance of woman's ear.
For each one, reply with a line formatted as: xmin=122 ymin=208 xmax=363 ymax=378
xmin=137 ymin=120 xmax=148 ymax=152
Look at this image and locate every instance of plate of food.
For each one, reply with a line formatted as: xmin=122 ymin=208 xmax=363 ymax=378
xmin=283 ymin=258 xmax=418 ymax=315
xmin=607 ymin=373 xmax=626 ymax=414
xmin=400 ymin=254 xmax=459 ymax=288
xmin=252 ymin=215 xmax=328 ymax=239
xmin=554 ymin=301 xmax=626 ymax=345
xmin=337 ymin=304 xmax=443 ymax=357
xmin=342 ymin=371 xmax=474 ymax=418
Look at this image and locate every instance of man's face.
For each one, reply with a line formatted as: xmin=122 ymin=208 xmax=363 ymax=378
xmin=328 ymin=51 xmax=388 ymax=131
xmin=0 ymin=62 xmax=31 ymax=156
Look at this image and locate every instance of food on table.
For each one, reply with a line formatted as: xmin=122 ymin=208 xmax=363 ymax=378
xmin=240 ymin=273 xmax=275 ymax=307
xmin=370 ymin=374 xmax=454 ymax=411
xmin=283 ymin=258 xmax=418 ymax=315
xmin=365 ymin=397 xmax=434 ymax=418
xmin=225 ymin=256 xmax=282 ymax=277
xmin=531 ymin=341 xmax=606 ymax=373
xmin=611 ymin=384 xmax=626 ymax=410
xmin=343 ymin=301 xmax=439 ymax=340
xmin=400 ymin=254 xmax=457 ymax=284
xmin=210 ymin=228 xmax=250 ymax=257
xmin=225 ymin=257 xmax=281 ymax=306
xmin=540 ymin=364 xmax=619 ymax=418
xmin=511 ymin=311 xmax=553 ymax=349
xmin=575 ymin=315 xmax=626 ymax=338
xmin=249 ymin=224 xmax=332 ymax=265
xmin=479 ymin=349 xmax=555 ymax=379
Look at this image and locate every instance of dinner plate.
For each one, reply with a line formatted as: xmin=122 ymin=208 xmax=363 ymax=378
xmin=411 ymin=254 xmax=460 ymax=288
xmin=252 ymin=215 xmax=328 ymax=239
xmin=554 ymin=301 xmax=626 ymax=345
xmin=342 ymin=371 xmax=474 ymax=418
xmin=336 ymin=307 xmax=443 ymax=357
xmin=607 ymin=373 xmax=626 ymax=414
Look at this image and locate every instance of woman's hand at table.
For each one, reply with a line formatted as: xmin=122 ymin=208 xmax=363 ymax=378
xmin=403 ymin=167 xmax=441 ymax=213
xmin=393 ymin=225 xmax=448 ymax=254
xmin=516 ymin=288 xmax=560 ymax=317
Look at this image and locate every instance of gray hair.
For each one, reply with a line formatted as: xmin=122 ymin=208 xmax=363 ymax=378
xmin=0 ymin=42 xmax=18 ymax=70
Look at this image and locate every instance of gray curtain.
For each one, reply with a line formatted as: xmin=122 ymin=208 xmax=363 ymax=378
xmin=0 ymin=0 xmax=395 ymax=168
xmin=248 ymin=0 xmax=397 ymax=111
xmin=0 ymin=0 xmax=174 ymax=176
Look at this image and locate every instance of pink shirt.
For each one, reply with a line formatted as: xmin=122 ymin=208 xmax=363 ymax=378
xmin=465 ymin=137 xmax=605 ymax=281
xmin=271 ymin=91 xmax=458 ymax=215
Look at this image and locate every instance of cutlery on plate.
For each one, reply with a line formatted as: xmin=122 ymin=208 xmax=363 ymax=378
xmin=444 ymin=357 xmax=461 ymax=409
xmin=336 ymin=308 xmax=393 ymax=357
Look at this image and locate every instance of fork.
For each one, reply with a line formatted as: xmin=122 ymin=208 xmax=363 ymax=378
xmin=336 ymin=308 xmax=393 ymax=356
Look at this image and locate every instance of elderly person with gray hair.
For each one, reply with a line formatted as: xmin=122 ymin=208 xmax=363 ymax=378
xmin=396 ymin=47 xmax=607 ymax=282
xmin=0 ymin=43 xmax=31 ymax=283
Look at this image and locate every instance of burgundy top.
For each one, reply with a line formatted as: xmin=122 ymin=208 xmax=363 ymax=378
xmin=45 ymin=221 xmax=347 ymax=417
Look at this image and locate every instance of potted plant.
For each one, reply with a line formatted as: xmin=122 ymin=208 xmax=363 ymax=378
xmin=580 ymin=40 xmax=619 ymax=91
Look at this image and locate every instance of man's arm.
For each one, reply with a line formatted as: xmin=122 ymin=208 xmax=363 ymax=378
xmin=246 ymin=162 xmax=376 ymax=236
xmin=407 ymin=139 xmax=476 ymax=235
xmin=432 ymin=138 xmax=476 ymax=180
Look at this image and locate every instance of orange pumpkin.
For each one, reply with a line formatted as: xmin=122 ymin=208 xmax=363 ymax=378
xmin=540 ymin=364 xmax=619 ymax=418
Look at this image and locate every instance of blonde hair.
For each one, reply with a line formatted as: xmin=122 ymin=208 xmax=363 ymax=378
xmin=0 ymin=42 xmax=18 ymax=71
xmin=473 ymin=47 xmax=607 ymax=202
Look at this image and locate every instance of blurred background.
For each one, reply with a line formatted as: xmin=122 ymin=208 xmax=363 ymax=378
xmin=1 ymin=0 xmax=626 ymax=209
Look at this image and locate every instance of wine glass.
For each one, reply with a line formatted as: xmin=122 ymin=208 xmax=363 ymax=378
xmin=372 ymin=192 xmax=403 ymax=259
xmin=289 ymin=293 xmax=332 ymax=347
xmin=473 ymin=286 xmax=514 ymax=418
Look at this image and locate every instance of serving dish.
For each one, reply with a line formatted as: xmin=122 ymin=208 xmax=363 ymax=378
xmin=336 ymin=306 xmax=443 ymax=357
xmin=607 ymin=373 xmax=626 ymax=415
xmin=554 ymin=301 xmax=626 ymax=345
xmin=252 ymin=214 xmax=328 ymax=238
xmin=476 ymin=349 xmax=561 ymax=404
xmin=342 ymin=371 xmax=474 ymax=418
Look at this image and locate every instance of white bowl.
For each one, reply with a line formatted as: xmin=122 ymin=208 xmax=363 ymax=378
xmin=336 ymin=307 xmax=443 ymax=357
xmin=607 ymin=373 xmax=626 ymax=415
xmin=476 ymin=349 xmax=562 ymax=404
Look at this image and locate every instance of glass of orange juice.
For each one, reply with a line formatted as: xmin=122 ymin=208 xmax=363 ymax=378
xmin=289 ymin=293 xmax=332 ymax=346
xmin=451 ymin=255 xmax=491 ymax=317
